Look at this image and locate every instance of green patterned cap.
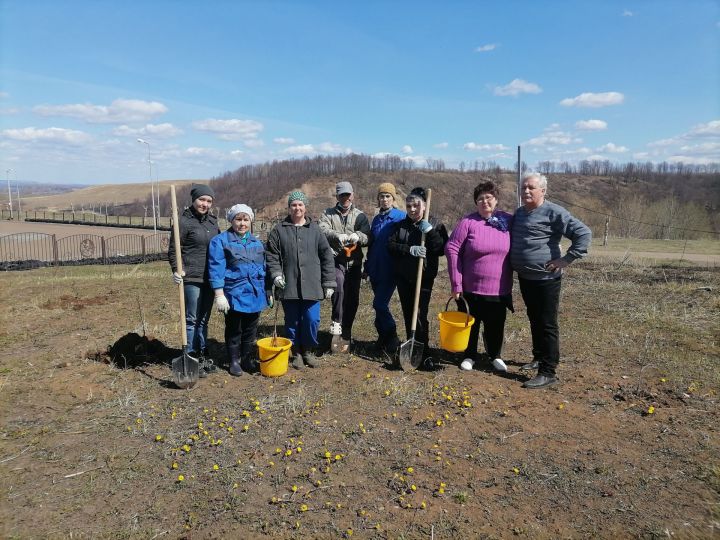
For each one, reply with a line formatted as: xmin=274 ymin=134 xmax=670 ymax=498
xmin=287 ymin=191 xmax=308 ymax=206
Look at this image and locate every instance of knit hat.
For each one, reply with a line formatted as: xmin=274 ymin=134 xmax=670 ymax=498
xmin=377 ymin=182 xmax=397 ymax=199
xmin=227 ymin=203 xmax=254 ymax=222
xmin=336 ymin=181 xmax=353 ymax=196
xmin=190 ymin=184 xmax=215 ymax=201
xmin=407 ymin=187 xmax=427 ymax=202
xmin=287 ymin=190 xmax=308 ymax=206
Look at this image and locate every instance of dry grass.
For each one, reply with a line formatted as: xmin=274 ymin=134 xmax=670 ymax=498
xmin=0 ymin=256 xmax=718 ymax=538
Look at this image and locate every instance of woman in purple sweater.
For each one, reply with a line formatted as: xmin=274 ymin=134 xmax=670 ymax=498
xmin=445 ymin=180 xmax=513 ymax=372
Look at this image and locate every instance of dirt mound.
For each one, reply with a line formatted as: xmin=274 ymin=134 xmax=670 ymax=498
xmin=93 ymin=332 xmax=173 ymax=368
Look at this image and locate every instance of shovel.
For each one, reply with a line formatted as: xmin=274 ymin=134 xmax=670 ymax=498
xmin=169 ymin=185 xmax=199 ymax=389
xmin=331 ymin=243 xmax=357 ymax=354
xmin=398 ymin=188 xmax=432 ymax=371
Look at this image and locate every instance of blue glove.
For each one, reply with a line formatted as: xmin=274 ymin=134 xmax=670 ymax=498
xmin=417 ymin=220 xmax=433 ymax=234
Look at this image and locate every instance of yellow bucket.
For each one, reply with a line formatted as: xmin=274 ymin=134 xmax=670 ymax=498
xmin=438 ymin=297 xmax=475 ymax=353
xmin=256 ymin=337 xmax=292 ymax=377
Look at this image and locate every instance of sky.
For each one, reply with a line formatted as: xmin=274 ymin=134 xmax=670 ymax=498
xmin=0 ymin=0 xmax=718 ymax=185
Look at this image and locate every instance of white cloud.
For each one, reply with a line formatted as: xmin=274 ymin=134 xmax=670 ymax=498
xmin=560 ymin=92 xmax=625 ymax=108
xmin=433 ymin=142 xmax=449 ymax=149
xmin=112 ymin=123 xmax=183 ymax=138
xmin=273 ymin=137 xmax=295 ymax=144
xmin=647 ymin=137 xmax=678 ymax=147
xmin=493 ymin=79 xmax=542 ymax=97
xmin=678 ymin=142 xmax=720 ymax=155
xmin=525 ymin=130 xmax=579 ymax=146
xmin=575 ymin=119 xmax=608 ymax=131
xmin=230 ymin=149 xmax=244 ymax=157
xmin=244 ymin=139 xmax=265 ymax=148
xmin=667 ymin=155 xmax=718 ymax=165
xmin=284 ymin=144 xmax=316 ymax=154
xmin=463 ymin=142 xmax=508 ymax=151
xmin=585 ymin=154 xmax=607 ymax=161
xmin=562 ymin=147 xmax=593 ymax=156
xmin=633 ymin=152 xmax=650 ymax=159
xmin=281 ymin=142 xmax=351 ymax=155
xmin=686 ymin=119 xmax=720 ymax=138
xmin=474 ymin=44 xmax=497 ymax=52
xmin=1 ymin=126 xmax=91 ymax=144
xmin=318 ymin=141 xmax=351 ymax=153
xmin=191 ymin=118 xmax=264 ymax=140
xmin=0 ymin=107 xmax=20 ymax=115
xmin=401 ymin=155 xmax=427 ymax=166
xmin=622 ymin=10 xmax=633 ymax=17
xmin=401 ymin=144 xmax=413 ymax=154
xmin=597 ymin=142 xmax=628 ymax=153
xmin=34 ymin=99 xmax=168 ymax=124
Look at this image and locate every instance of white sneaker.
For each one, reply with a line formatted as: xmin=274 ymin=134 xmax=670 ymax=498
xmin=329 ymin=321 xmax=342 ymax=336
xmin=492 ymin=358 xmax=508 ymax=372
xmin=460 ymin=358 xmax=475 ymax=371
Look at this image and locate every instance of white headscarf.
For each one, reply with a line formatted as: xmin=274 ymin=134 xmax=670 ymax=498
xmin=226 ymin=203 xmax=254 ymax=222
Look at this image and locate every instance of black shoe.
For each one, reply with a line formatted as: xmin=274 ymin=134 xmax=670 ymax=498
xmin=384 ymin=334 xmax=400 ymax=355
xmin=520 ymin=360 xmax=539 ymax=371
xmin=522 ymin=374 xmax=558 ymax=389
xmin=241 ymin=358 xmax=259 ymax=374
xmin=229 ymin=359 xmax=243 ymax=377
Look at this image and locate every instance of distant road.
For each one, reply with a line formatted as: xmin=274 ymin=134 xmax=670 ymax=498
xmin=590 ymin=250 xmax=719 ymax=264
xmin=0 ymin=220 xmax=165 ymax=239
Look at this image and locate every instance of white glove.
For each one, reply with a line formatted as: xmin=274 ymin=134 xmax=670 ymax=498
xmin=266 ymin=293 xmax=274 ymax=308
xmin=273 ymin=275 xmax=286 ymax=289
xmin=172 ymin=271 xmax=184 ymax=285
xmin=348 ymin=232 xmax=359 ymax=244
xmin=215 ymin=295 xmax=230 ymax=314
xmin=409 ymin=245 xmax=427 ymax=258
xmin=337 ymin=233 xmax=349 ymax=245
xmin=416 ymin=220 xmax=433 ymax=234
xmin=325 ymin=288 xmax=335 ymax=299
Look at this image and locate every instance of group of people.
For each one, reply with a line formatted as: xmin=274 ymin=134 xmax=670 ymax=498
xmin=169 ymin=172 xmax=591 ymax=389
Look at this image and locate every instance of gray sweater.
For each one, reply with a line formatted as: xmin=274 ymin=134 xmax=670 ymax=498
xmin=510 ymin=201 xmax=592 ymax=280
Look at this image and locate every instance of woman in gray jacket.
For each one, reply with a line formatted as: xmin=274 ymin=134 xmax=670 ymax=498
xmin=266 ymin=191 xmax=336 ymax=369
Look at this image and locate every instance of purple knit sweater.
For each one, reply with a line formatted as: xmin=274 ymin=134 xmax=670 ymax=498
xmin=445 ymin=211 xmax=513 ymax=296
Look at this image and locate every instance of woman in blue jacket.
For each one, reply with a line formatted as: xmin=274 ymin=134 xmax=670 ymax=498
xmin=208 ymin=203 xmax=269 ymax=376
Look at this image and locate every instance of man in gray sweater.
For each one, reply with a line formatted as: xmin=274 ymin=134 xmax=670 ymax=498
xmin=511 ymin=172 xmax=592 ymax=389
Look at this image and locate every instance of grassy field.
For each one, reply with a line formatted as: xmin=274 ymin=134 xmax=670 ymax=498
xmin=0 ymin=257 xmax=718 ymax=538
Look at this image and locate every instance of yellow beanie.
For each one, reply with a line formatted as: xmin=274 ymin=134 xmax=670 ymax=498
xmin=377 ymin=182 xmax=397 ymax=199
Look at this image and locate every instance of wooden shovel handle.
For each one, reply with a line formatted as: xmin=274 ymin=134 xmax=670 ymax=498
xmin=409 ymin=189 xmax=432 ymax=333
xmin=170 ymin=185 xmax=188 ymax=348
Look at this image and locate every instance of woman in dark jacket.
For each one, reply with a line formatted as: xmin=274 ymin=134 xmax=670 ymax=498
xmin=265 ymin=191 xmax=336 ymax=369
xmin=387 ymin=187 xmax=448 ymax=362
xmin=168 ymin=184 xmax=220 ymax=376
xmin=208 ymin=203 xmax=269 ymax=376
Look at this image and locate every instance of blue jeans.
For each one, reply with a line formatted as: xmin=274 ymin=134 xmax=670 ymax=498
xmin=282 ymin=300 xmax=320 ymax=348
xmin=184 ymin=282 xmax=214 ymax=354
xmin=370 ymin=277 xmax=398 ymax=338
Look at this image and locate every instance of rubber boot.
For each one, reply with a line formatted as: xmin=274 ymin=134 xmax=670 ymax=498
xmin=229 ymin=358 xmax=243 ymax=377
xmin=302 ymin=347 xmax=320 ymax=368
xmin=241 ymin=355 xmax=258 ymax=374
xmin=292 ymin=347 xmax=305 ymax=370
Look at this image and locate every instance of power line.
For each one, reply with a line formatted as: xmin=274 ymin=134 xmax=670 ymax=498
xmin=548 ymin=196 xmax=720 ymax=236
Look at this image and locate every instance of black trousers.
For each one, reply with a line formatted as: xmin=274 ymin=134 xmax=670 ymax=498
xmin=457 ymin=293 xmax=507 ymax=360
xmin=396 ymin=279 xmax=432 ymax=349
xmin=518 ymin=277 xmax=562 ymax=376
xmin=331 ymin=262 xmax=362 ymax=339
xmin=224 ymin=310 xmax=259 ymax=362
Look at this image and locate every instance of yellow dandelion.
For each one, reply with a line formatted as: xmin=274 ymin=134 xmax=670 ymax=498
xmin=177 ymin=474 xmax=185 ymax=482
xmin=285 ymin=449 xmax=293 ymax=457
xmin=421 ymin=501 xmax=427 ymax=509
xmin=268 ymin=461 xmax=275 ymax=467
xmin=406 ymin=466 xmax=414 ymax=473
xmin=155 ymin=434 xmax=163 ymax=442
xmin=171 ymin=461 xmax=178 ymax=469
xmin=296 ymin=447 xmax=302 ymax=453
xmin=257 ymin=471 xmax=264 ymax=477
xmin=243 ymin=425 xmax=249 ymax=431
xmin=335 ymin=454 xmax=342 ymax=461
xmin=291 ymin=485 xmax=298 ymax=492
xmin=213 ymin=464 xmax=219 ymax=471
xmin=411 ymin=484 xmax=417 ymax=491
xmin=232 ymin=483 xmax=238 ymax=489
xmin=347 ymin=528 xmax=353 ymax=536
xmin=647 ymin=406 xmax=655 ymax=415
xmin=324 ymin=451 xmax=332 ymax=459
xmin=300 ymin=504 xmax=308 ymax=512
xmin=557 ymin=403 xmax=565 ymax=410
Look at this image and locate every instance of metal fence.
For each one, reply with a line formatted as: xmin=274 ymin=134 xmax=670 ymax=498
xmin=0 ymin=231 xmax=171 ymax=270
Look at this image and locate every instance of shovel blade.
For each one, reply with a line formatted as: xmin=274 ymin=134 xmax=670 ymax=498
xmin=398 ymin=338 xmax=424 ymax=371
xmin=331 ymin=334 xmax=350 ymax=354
xmin=171 ymin=349 xmax=199 ymax=389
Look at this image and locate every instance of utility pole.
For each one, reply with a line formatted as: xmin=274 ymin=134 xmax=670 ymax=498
xmin=516 ymin=146 xmax=522 ymax=208
xmin=137 ymin=139 xmax=156 ymax=232
xmin=6 ymin=168 xmax=13 ymax=219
